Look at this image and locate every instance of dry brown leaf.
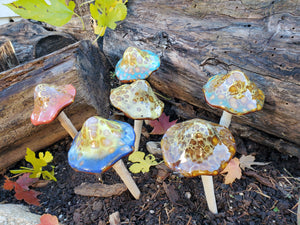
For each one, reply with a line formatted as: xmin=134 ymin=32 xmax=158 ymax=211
xmin=220 ymin=157 xmax=242 ymax=184
xmin=239 ymin=155 xmax=270 ymax=170
xmin=163 ymin=182 xmax=179 ymax=204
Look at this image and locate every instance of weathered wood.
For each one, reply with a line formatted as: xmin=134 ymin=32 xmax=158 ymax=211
xmin=0 ymin=41 xmax=19 ymax=72
xmin=0 ymin=40 xmax=111 ymax=170
xmin=74 ymin=182 xmax=127 ymax=197
xmin=98 ymin=0 xmax=299 ymax=157
xmin=0 ymin=20 xmax=76 ymax=64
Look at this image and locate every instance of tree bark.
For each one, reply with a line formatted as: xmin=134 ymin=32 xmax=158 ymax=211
xmin=0 ymin=40 xmax=111 ymax=170
xmin=99 ymin=0 xmax=299 ymax=157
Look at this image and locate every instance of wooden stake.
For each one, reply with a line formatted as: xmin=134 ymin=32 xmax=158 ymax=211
xmin=201 ymin=175 xmax=218 ymax=214
xmin=134 ymin=120 xmax=143 ymax=152
xmin=57 ymin=111 xmax=78 ymax=139
xmin=112 ymin=159 xmax=141 ymax=199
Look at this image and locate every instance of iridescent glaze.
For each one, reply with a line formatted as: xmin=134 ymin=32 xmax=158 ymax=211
xmin=31 ymin=84 xmax=76 ymax=125
xmin=161 ymin=119 xmax=236 ymax=177
xmin=115 ymin=47 xmax=160 ymax=83
xmin=110 ymin=80 xmax=164 ymax=120
xmin=68 ymin=116 xmax=135 ymax=173
xmin=203 ymin=70 xmax=265 ymax=115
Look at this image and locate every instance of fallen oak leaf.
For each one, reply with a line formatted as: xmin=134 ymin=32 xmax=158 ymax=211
xmin=220 ymin=157 xmax=242 ymax=184
xmin=239 ymin=155 xmax=270 ymax=170
xmin=14 ymin=183 xmax=41 ymax=206
xmin=3 ymin=174 xmax=41 ymax=206
xmin=147 ymin=112 xmax=177 ymax=135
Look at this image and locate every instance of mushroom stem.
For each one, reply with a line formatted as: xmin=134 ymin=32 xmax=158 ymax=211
xmin=57 ymin=111 xmax=78 ymax=139
xmin=134 ymin=120 xmax=143 ymax=152
xmin=201 ymin=175 xmax=218 ymax=214
xmin=112 ymin=159 xmax=141 ymax=199
xmin=219 ymin=111 xmax=233 ymax=128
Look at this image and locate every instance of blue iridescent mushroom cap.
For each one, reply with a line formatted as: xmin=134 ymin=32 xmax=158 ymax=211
xmin=115 ymin=47 xmax=160 ymax=83
xmin=68 ymin=116 xmax=135 ymax=173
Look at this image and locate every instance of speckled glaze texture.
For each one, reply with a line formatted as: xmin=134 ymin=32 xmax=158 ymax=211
xmin=115 ymin=47 xmax=160 ymax=83
xmin=68 ymin=116 xmax=135 ymax=173
xmin=203 ymin=70 xmax=265 ymax=115
xmin=110 ymin=80 xmax=164 ymax=120
xmin=31 ymin=84 xmax=76 ymax=125
xmin=161 ymin=119 xmax=236 ymax=177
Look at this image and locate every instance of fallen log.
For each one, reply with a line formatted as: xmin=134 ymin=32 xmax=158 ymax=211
xmin=98 ymin=0 xmax=299 ymax=157
xmin=0 ymin=20 xmax=76 ymax=64
xmin=0 ymin=40 xmax=111 ymax=170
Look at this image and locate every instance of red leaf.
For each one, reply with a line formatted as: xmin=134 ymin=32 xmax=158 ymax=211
xmin=3 ymin=178 xmax=15 ymax=191
xmin=38 ymin=214 xmax=59 ymax=225
xmin=148 ymin=113 xmax=177 ymax=135
xmin=16 ymin=173 xmax=39 ymax=190
xmin=14 ymin=183 xmax=41 ymax=206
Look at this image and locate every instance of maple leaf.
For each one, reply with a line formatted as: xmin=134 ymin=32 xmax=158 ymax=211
xmin=239 ymin=155 xmax=270 ymax=170
xmin=4 ymin=0 xmax=76 ymax=27
xmin=220 ymin=157 xmax=242 ymax=184
xmin=128 ymin=151 xmax=160 ymax=173
xmin=38 ymin=214 xmax=59 ymax=225
xmin=147 ymin=113 xmax=177 ymax=135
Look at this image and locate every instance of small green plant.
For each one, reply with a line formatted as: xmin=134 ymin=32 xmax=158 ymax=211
xmin=10 ymin=148 xmax=57 ymax=181
xmin=128 ymin=151 xmax=162 ymax=173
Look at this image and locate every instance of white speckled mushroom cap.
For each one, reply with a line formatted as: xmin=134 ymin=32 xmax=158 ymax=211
xmin=110 ymin=80 xmax=164 ymax=120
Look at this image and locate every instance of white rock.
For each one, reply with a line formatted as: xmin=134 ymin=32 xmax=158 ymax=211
xmin=0 ymin=204 xmax=41 ymax=225
xmin=185 ymin=192 xmax=192 ymax=199
xmin=146 ymin=141 xmax=162 ymax=155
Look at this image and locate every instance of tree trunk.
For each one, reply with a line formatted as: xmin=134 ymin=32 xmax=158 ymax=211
xmin=99 ymin=0 xmax=299 ymax=158
xmin=0 ymin=40 xmax=111 ymax=170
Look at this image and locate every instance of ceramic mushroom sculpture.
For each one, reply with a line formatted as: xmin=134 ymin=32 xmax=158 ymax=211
xmin=31 ymin=84 xmax=78 ymax=138
xmin=68 ymin=116 xmax=141 ymax=199
xmin=115 ymin=47 xmax=160 ymax=83
xmin=110 ymin=80 xmax=164 ymax=151
xmin=161 ymin=119 xmax=236 ymax=214
xmin=203 ymin=70 xmax=265 ymax=128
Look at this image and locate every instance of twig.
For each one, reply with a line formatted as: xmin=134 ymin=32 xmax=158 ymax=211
xmin=291 ymin=201 xmax=299 ymax=210
xmin=186 ymin=216 xmax=192 ymax=225
xmin=270 ymin=200 xmax=278 ymax=210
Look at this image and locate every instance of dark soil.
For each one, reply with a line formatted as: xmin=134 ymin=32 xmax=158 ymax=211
xmin=1 ymin=110 xmax=299 ymax=225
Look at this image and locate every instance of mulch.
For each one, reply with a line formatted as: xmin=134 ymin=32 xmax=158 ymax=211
xmin=0 ymin=111 xmax=299 ymax=225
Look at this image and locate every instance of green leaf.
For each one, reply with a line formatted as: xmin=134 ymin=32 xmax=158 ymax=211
xmin=4 ymin=0 xmax=76 ymax=27
xmin=128 ymin=151 xmax=159 ymax=174
xmin=90 ymin=0 xmax=127 ymax=36
xmin=273 ymin=206 xmax=279 ymax=212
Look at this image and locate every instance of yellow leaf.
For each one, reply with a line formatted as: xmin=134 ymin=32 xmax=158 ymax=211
xmin=39 ymin=151 xmax=53 ymax=163
xmin=220 ymin=157 xmax=242 ymax=184
xmin=128 ymin=151 xmax=159 ymax=174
